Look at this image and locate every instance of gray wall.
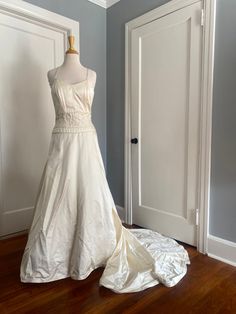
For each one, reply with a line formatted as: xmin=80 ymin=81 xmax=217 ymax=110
xmin=107 ymin=0 xmax=236 ymax=243
xmin=209 ymin=0 xmax=236 ymax=242
xmin=107 ymin=0 xmax=170 ymax=206
xmin=25 ymin=0 xmax=107 ymax=166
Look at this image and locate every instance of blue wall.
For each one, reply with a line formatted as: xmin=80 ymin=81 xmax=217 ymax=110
xmin=107 ymin=0 xmax=236 ymax=243
xmin=209 ymin=0 xmax=236 ymax=242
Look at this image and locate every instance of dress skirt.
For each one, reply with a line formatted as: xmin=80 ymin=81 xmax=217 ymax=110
xmin=20 ymin=129 xmax=190 ymax=293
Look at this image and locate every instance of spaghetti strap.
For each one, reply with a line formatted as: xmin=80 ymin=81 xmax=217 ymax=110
xmin=87 ymin=68 xmax=89 ymax=87
xmin=87 ymin=68 xmax=89 ymax=80
xmin=54 ymin=67 xmax=59 ymax=81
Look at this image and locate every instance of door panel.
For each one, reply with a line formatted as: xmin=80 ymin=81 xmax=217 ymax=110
xmin=0 ymin=8 xmax=65 ymax=236
xmin=131 ymin=1 xmax=203 ymax=245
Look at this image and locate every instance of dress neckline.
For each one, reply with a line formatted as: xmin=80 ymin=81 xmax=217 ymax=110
xmin=54 ymin=78 xmax=88 ymax=87
xmin=53 ymin=67 xmax=89 ymax=87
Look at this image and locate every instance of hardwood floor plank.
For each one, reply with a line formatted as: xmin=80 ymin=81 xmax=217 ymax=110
xmin=0 ymin=233 xmax=235 ymax=314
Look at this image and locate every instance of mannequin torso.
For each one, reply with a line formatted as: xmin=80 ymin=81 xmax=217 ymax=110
xmin=47 ymin=53 xmax=97 ymax=88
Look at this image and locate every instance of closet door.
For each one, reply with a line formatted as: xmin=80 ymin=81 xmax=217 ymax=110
xmin=0 ymin=1 xmax=77 ymax=237
xmin=131 ymin=1 xmax=203 ymax=245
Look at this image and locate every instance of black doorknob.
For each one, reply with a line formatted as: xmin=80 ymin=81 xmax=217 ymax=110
xmin=131 ymin=138 xmax=138 ymax=144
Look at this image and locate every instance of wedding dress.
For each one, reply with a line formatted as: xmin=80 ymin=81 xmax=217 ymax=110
xmin=20 ymin=68 xmax=190 ymax=293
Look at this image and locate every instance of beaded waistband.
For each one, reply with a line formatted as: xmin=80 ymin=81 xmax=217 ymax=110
xmin=52 ymin=126 xmax=96 ymax=133
xmin=52 ymin=112 xmax=95 ymax=133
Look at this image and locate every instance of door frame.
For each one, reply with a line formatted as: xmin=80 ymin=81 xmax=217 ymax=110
xmin=0 ymin=0 xmax=79 ymax=237
xmin=0 ymin=0 xmax=79 ymax=42
xmin=124 ymin=0 xmax=216 ymax=253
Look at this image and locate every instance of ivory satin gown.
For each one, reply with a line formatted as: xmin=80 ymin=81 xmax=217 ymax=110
xmin=20 ymin=68 xmax=190 ymax=293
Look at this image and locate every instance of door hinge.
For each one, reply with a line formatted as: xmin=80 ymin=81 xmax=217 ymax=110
xmin=201 ymin=9 xmax=204 ymax=27
xmin=195 ymin=208 xmax=199 ymax=226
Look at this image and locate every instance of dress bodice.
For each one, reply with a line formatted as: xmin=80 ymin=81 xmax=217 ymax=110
xmin=50 ymin=68 xmax=96 ymax=133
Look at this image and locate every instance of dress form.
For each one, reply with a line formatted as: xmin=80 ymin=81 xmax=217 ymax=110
xmin=20 ymin=36 xmax=190 ymax=293
xmin=47 ymin=35 xmax=96 ymax=87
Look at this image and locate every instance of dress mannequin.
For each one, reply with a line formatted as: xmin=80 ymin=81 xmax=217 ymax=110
xmin=47 ymin=35 xmax=96 ymax=88
xmin=20 ymin=35 xmax=190 ymax=293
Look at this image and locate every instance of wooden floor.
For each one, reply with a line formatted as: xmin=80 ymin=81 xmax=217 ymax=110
xmin=0 ymin=231 xmax=236 ymax=314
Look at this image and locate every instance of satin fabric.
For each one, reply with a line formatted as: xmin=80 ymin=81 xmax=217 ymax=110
xmin=20 ymin=69 xmax=190 ymax=293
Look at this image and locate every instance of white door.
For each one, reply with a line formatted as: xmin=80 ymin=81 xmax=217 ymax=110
xmin=0 ymin=1 xmax=78 ymax=237
xmin=131 ymin=1 xmax=203 ymax=246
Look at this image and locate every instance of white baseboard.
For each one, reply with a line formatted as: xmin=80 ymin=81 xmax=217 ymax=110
xmin=0 ymin=206 xmax=34 ymax=237
xmin=115 ymin=205 xmax=125 ymax=222
xmin=207 ymin=234 xmax=236 ymax=267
